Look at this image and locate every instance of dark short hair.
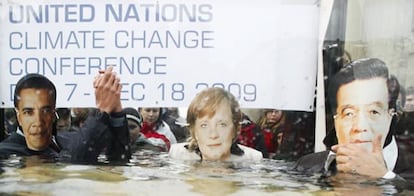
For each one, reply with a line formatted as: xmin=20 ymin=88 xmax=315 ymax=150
xmin=14 ymin=74 xmax=57 ymax=108
xmin=327 ymin=58 xmax=398 ymax=113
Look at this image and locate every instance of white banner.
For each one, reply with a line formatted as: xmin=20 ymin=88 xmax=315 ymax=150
xmin=0 ymin=0 xmax=319 ymax=111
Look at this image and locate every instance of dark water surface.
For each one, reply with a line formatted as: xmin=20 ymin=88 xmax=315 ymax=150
xmin=1 ymin=150 xmax=413 ymax=195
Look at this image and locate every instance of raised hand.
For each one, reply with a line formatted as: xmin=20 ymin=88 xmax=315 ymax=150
xmin=331 ymin=134 xmax=388 ymax=178
xmin=93 ymin=66 xmax=122 ymax=114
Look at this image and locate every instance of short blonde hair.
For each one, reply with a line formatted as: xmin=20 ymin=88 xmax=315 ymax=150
xmin=186 ymin=87 xmax=242 ymax=151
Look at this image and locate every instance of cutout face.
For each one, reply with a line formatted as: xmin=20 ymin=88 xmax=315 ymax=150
xmin=194 ymin=101 xmax=235 ymax=161
xmin=334 ymin=78 xmax=392 ymax=151
xmin=16 ymin=88 xmax=55 ymax=151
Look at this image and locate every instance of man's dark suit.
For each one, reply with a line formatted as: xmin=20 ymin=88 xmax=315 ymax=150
xmin=293 ymin=145 xmax=414 ymax=180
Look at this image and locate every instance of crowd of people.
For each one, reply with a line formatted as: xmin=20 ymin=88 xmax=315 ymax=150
xmin=1 ymin=80 xmax=315 ymax=161
xmin=2 ymin=98 xmax=314 ymax=162
xmin=1 ymin=58 xmax=414 ymax=181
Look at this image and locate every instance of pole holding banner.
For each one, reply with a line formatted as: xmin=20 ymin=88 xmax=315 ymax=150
xmin=315 ymin=0 xmax=334 ymax=152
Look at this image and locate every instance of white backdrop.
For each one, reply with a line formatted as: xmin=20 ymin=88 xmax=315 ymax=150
xmin=0 ymin=0 xmax=320 ymax=111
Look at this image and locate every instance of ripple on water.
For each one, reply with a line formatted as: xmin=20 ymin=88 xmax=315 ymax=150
xmin=1 ymin=153 xmax=414 ymax=195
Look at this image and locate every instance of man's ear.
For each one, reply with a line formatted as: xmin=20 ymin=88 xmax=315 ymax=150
xmin=54 ymin=111 xmax=59 ymax=123
xmin=14 ymin=108 xmax=24 ymax=132
xmin=14 ymin=108 xmax=20 ymax=125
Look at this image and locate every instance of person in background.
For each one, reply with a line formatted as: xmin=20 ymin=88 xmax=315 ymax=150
xmin=123 ymin=107 xmax=160 ymax=152
xmin=123 ymin=107 xmax=143 ymax=145
xmin=294 ymin=58 xmax=414 ymax=180
xmin=70 ymin=108 xmax=91 ymax=131
xmin=237 ymin=113 xmax=268 ymax=158
xmin=56 ymin=108 xmax=75 ymax=132
xmin=3 ymin=108 xmax=17 ymax=136
xmin=256 ymin=109 xmax=293 ymax=158
xmin=388 ymin=75 xmax=403 ymax=115
xmin=403 ymin=86 xmax=414 ymax=112
xmin=138 ymin=107 xmax=177 ymax=152
xmin=395 ymin=86 xmax=414 ymax=154
xmin=169 ymin=87 xmax=262 ymax=161
xmin=0 ymin=67 xmax=130 ymax=163
xmin=162 ymin=107 xmax=189 ymax=143
xmin=283 ymin=111 xmax=315 ymax=160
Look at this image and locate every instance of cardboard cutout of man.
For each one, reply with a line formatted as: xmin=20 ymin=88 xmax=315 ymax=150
xmin=294 ymin=58 xmax=414 ymax=180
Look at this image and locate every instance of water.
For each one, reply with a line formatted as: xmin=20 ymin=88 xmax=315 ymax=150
xmin=1 ymin=151 xmax=413 ymax=195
